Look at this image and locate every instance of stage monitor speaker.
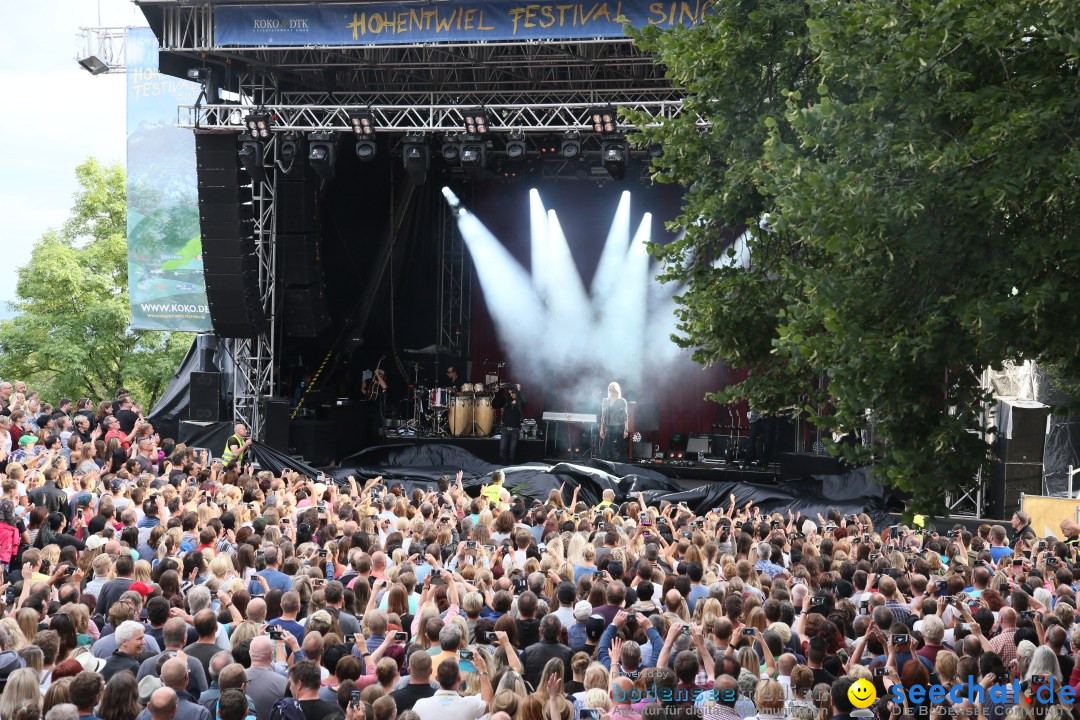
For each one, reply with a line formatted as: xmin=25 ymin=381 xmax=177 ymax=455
xmin=686 ymin=436 xmax=711 ymax=455
xmin=282 ymin=286 xmax=330 ymax=337
xmin=263 ymin=398 xmax=291 ymax=452
xmin=996 ymin=398 xmax=1048 ymax=464
xmin=289 ymin=420 xmax=336 ymax=466
xmin=986 ymin=462 xmax=1043 ymax=520
xmin=189 ymin=371 xmax=221 ymax=421
xmin=631 ymin=440 xmax=653 ymax=460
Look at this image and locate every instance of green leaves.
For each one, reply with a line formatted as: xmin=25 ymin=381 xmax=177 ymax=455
xmin=634 ymin=0 xmax=1080 ymax=517
xmin=0 ymin=159 xmax=188 ymax=407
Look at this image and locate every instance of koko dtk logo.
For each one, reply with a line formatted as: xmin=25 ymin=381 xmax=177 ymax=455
xmin=252 ymin=18 xmax=311 ymax=31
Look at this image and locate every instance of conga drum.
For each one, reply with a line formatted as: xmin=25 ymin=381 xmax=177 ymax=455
xmin=473 ymin=396 xmax=494 ymax=436
xmin=449 ymin=396 xmax=473 ymax=437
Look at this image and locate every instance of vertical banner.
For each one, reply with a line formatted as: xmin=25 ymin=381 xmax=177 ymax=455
xmin=126 ymin=27 xmax=212 ymax=331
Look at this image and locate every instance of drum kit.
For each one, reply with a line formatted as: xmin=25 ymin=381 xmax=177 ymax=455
xmin=406 ymin=379 xmax=506 ymax=437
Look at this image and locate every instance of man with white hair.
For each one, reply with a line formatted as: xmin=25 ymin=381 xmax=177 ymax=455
xmin=185 ymin=585 xmax=231 ymax=649
xmin=754 ymin=542 xmax=785 ymax=579
xmin=102 ymin=620 xmax=146 ymax=681
xmin=915 ymin=615 xmax=946 ymax=664
xmin=44 ymin=704 xmax=79 ymax=720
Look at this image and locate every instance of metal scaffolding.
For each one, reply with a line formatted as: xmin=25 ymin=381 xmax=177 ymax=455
xmin=77 ymin=26 xmax=129 ymax=74
xmin=438 ymin=193 xmax=471 ymax=358
xmin=178 ymin=101 xmax=701 ymax=134
xmin=231 ymin=137 xmax=279 ymax=439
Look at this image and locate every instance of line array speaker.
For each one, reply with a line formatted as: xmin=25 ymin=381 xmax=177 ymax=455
xmin=277 ymin=178 xmax=330 ymax=338
xmin=195 ymin=134 xmax=267 ymax=338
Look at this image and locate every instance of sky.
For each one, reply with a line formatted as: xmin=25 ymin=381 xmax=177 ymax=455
xmin=0 ymin=0 xmax=147 ymax=317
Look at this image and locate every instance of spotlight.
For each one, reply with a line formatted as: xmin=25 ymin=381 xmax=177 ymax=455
xmin=441 ymin=186 xmax=465 ymax=217
xmin=348 ymin=110 xmax=376 ymax=137
xmin=460 ymin=142 xmax=486 ymax=169
xmin=590 ymin=107 xmax=618 ymax=134
xmin=77 ymin=55 xmax=109 ymax=75
xmin=462 ymin=108 xmax=491 ymax=135
xmin=560 ymin=131 xmax=581 ymax=159
xmin=186 ymin=67 xmax=208 ymax=82
xmin=279 ymin=135 xmax=301 ymax=173
xmin=601 ymin=135 xmax=628 ymax=181
xmin=505 ymin=131 xmax=526 ymax=160
xmin=245 ymin=112 xmax=271 ymax=141
xmin=441 ymin=141 xmax=461 ymax=164
xmin=237 ymin=141 xmax=267 ymax=185
xmin=402 ymin=134 xmax=430 ymax=185
xmin=307 ymin=132 xmax=336 ymax=181
xmin=355 ymin=139 xmax=377 ymax=161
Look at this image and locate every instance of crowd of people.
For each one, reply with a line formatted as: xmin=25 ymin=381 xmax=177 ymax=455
xmin=0 ymin=382 xmax=1078 ymax=720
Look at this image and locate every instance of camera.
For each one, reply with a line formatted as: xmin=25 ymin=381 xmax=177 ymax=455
xmin=459 ymin=649 xmax=474 ymax=661
xmin=269 ymin=629 xmax=284 ymax=640
xmin=395 ymin=631 xmax=408 ymax=642
xmin=641 ymin=518 xmax=652 ymax=527
xmin=351 ymin=690 xmax=362 ymax=707
xmin=344 ymin=634 xmax=356 ymax=644
xmin=810 ymin=596 xmax=825 ymax=606
xmin=643 ymin=530 xmax=651 ymax=537
xmin=1047 ymin=557 xmax=1060 ymax=566
xmin=512 ymin=578 xmax=527 ymax=592
xmin=1021 ymin=610 xmax=1036 ymax=619
xmin=681 ymin=625 xmax=692 ymax=636
xmin=573 ymin=514 xmax=580 ymax=520
xmin=1013 ymin=558 xmax=1024 ymax=566
xmin=466 ymin=541 xmax=477 ymax=549
xmin=581 ymin=711 xmax=601 ymax=720
xmin=484 ymin=545 xmax=496 ymax=553
xmin=873 ymin=667 xmax=888 ymax=677
xmin=948 ymin=530 xmax=960 ymax=538
xmin=891 ymin=634 xmax=909 ymax=645
xmin=477 ymin=630 xmax=492 ymax=644
xmin=771 ymin=521 xmax=781 ymax=529
xmin=318 ymin=549 xmax=328 ymax=557
xmin=743 ymin=628 xmax=756 ymax=636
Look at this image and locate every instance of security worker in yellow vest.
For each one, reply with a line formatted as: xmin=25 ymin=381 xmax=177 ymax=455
xmin=481 ymin=469 xmax=507 ymax=506
xmin=222 ymin=423 xmax=252 ymax=468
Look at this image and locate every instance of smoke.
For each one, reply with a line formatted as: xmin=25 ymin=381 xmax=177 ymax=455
xmin=448 ymin=187 xmax=690 ymax=406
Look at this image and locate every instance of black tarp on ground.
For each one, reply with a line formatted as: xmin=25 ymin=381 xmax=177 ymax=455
xmin=330 ymin=442 xmax=896 ymax=524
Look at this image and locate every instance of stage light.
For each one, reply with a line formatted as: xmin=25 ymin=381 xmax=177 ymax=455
xmin=307 ymin=132 xmax=336 ymax=181
xmin=560 ymin=131 xmax=581 ymax=159
xmin=462 ymin=108 xmax=491 ymax=135
xmin=460 ymin=142 xmax=486 ymax=169
xmin=355 ymin=139 xmax=377 ymax=161
xmin=403 ymin=134 xmax=430 ymax=185
xmin=590 ymin=107 xmax=618 ymax=134
xmin=238 ymin=141 xmax=267 ymax=185
xmin=441 ymin=142 xmax=460 ymax=164
xmin=77 ymin=55 xmax=109 ymax=75
xmin=601 ymin=136 xmax=628 ymax=181
xmin=348 ymin=110 xmax=376 ymax=137
xmin=279 ymin=135 xmax=300 ymax=173
xmin=505 ymin=131 xmax=526 ymax=159
xmin=245 ymin=112 xmax=271 ymax=141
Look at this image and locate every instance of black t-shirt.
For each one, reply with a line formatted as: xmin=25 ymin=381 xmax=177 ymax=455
xmin=115 ymin=408 xmax=140 ymax=434
xmin=300 ymin=698 xmax=344 ymax=720
xmin=391 ymin=684 xmax=436 ymax=712
xmin=811 ymin=667 xmax=836 ymax=686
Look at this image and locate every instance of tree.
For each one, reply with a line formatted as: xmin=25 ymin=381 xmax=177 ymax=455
xmin=630 ymin=0 xmax=1080 ymax=516
xmin=0 ymin=159 xmax=189 ymax=407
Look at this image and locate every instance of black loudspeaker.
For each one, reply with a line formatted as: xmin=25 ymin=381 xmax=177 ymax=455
xmin=987 ymin=462 xmax=1043 ymax=520
xmin=289 ymin=420 xmax=336 ymax=466
xmin=632 ymin=440 xmax=653 ymax=459
xmin=189 ymin=371 xmax=221 ymax=421
xmin=196 ymin=134 xmax=267 ymax=339
xmin=263 ymin=398 xmax=291 ymax=452
xmin=634 ymin=403 xmax=659 ymax=432
xmin=780 ymin=452 xmax=844 ymax=479
xmin=282 ymin=233 xmax=320 ymax=286
xmin=996 ymin=399 xmax=1048 ymax=464
xmin=283 ymin=287 xmax=331 ymax=337
xmin=277 ymin=182 xmax=317 ymax=233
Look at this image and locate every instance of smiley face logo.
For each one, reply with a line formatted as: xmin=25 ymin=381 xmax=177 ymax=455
xmin=848 ymin=678 xmax=877 ymax=709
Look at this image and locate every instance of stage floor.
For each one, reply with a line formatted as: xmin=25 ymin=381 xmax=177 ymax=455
xmin=378 ymin=434 xmax=780 ymax=483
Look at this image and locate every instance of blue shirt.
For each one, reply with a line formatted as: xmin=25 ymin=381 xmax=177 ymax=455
xmin=248 ymin=568 xmax=293 ymax=595
xmin=687 ymin=584 xmax=710 ymax=613
xmin=268 ymin=618 xmax=305 ymax=643
xmin=990 ymin=545 xmax=1014 ymax=564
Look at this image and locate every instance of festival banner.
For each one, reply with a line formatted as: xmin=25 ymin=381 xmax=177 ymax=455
xmin=126 ymin=27 xmax=212 ymax=331
xmin=213 ymin=0 xmax=707 ymax=47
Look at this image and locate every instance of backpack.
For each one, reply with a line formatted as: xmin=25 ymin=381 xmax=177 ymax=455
xmin=0 ymin=522 xmax=19 ymax=564
xmin=268 ymin=697 xmax=308 ymax=720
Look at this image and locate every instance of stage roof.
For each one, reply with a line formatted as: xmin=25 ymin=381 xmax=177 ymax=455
xmin=134 ymin=0 xmax=688 ymax=106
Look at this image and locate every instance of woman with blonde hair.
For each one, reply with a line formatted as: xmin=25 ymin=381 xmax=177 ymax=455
xmin=0 ymin=668 xmax=41 ymax=720
xmin=490 ymin=689 xmax=522 ymax=720
xmin=599 ymin=381 xmax=628 ymax=462
xmin=525 ymin=658 xmax=574 ymax=720
xmin=15 ymin=608 xmax=37 ymax=647
xmin=133 ymin=559 xmax=153 ymax=584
